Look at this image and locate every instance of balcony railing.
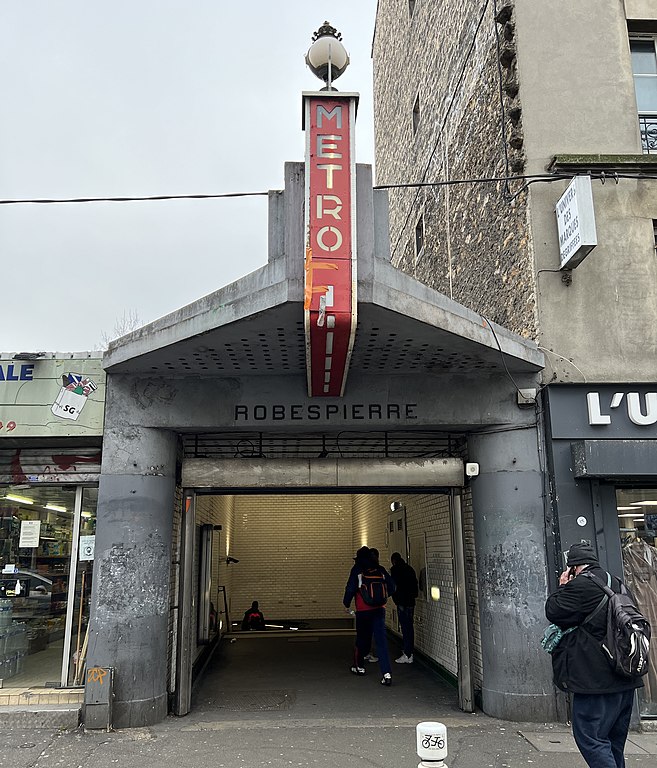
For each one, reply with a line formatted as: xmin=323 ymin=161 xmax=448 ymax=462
xmin=639 ymin=114 xmax=657 ymax=154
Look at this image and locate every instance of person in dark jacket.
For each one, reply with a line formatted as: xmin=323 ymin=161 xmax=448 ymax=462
xmin=363 ymin=548 xmax=381 ymax=663
xmin=241 ymin=600 xmax=266 ymax=631
xmin=343 ymin=546 xmax=396 ymax=685
xmin=545 ymin=542 xmax=643 ymax=768
xmin=390 ymin=552 xmax=419 ymax=663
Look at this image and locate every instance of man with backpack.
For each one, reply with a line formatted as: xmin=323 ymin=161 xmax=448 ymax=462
xmin=545 ymin=542 xmax=646 ymax=768
xmin=343 ymin=546 xmax=396 ymax=686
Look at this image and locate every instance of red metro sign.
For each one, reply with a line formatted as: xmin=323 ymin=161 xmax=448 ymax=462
xmin=303 ymin=93 xmax=358 ymax=397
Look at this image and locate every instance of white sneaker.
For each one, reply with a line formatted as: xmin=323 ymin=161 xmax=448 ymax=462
xmin=364 ymin=653 xmax=379 ymax=662
xmin=395 ymin=653 xmax=413 ymax=664
xmin=381 ymin=672 xmax=392 ymax=686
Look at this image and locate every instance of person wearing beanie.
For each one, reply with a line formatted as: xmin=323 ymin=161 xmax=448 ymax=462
xmin=343 ymin=546 xmax=395 ymax=686
xmin=545 ymin=541 xmax=643 ymax=768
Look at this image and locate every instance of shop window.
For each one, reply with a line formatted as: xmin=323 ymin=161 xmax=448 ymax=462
xmin=630 ymin=37 xmax=657 ymax=153
xmin=0 ymin=485 xmax=97 ymax=688
xmin=615 ymin=488 xmax=657 ymax=717
xmin=653 ymin=220 xmax=657 ymax=254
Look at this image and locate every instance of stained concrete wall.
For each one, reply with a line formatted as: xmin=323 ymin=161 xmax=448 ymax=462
xmin=86 ymin=424 xmax=177 ymax=728
xmin=513 ymin=0 xmax=657 ymax=382
xmin=468 ymin=426 xmax=557 ymax=722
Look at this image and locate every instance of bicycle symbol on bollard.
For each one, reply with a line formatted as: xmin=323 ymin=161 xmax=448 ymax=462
xmin=422 ymin=734 xmax=446 ymax=750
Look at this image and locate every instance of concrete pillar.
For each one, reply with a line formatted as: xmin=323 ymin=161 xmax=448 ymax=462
xmin=468 ymin=426 xmax=557 ymax=722
xmin=85 ymin=425 xmax=177 ymax=728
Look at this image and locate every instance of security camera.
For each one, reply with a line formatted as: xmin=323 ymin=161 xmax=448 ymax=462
xmin=226 ymin=556 xmax=240 ymax=565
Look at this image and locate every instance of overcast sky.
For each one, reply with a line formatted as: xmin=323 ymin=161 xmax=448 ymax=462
xmin=1 ymin=2 xmax=376 ymax=353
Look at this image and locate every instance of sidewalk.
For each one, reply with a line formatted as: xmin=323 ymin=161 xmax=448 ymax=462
xmin=1 ymin=633 xmax=654 ymax=767
xmin=0 ymin=714 xmax=655 ymax=768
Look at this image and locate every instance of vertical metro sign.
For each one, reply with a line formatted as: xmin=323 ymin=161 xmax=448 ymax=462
xmin=304 ymin=92 xmax=358 ymax=397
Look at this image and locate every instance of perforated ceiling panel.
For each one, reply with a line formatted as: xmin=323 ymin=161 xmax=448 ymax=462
xmin=157 ymin=322 xmax=306 ymax=376
xmin=109 ymin=302 xmax=535 ymax=376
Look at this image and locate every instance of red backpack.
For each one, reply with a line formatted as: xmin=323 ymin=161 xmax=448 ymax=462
xmin=359 ymin=568 xmax=389 ymax=606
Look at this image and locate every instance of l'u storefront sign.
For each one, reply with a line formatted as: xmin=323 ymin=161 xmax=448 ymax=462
xmin=303 ymin=92 xmax=358 ymax=397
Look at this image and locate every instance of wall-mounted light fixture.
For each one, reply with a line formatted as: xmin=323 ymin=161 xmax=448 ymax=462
xmin=390 ymin=501 xmax=404 ymax=513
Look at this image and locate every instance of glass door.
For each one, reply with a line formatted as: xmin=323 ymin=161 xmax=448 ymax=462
xmin=63 ymin=487 xmax=97 ymax=686
xmin=616 ymin=488 xmax=657 ymax=717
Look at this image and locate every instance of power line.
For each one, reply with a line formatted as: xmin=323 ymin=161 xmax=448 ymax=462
xmin=374 ymin=173 xmax=570 ymax=190
xmin=0 ymin=191 xmax=269 ymax=205
xmin=0 ymin=171 xmax=655 ymax=207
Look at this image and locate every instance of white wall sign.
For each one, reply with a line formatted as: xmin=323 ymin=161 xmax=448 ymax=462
xmin=19 ymin=519 xmax=41 ymax=548
xmin=556 ymin=176 xmax=597 ymax=269
xmin=79 ymin=535 xmax=95 ymax=561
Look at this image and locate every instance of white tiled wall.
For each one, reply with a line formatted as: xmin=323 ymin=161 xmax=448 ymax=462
xmin=352 ymin=491 xmax=482 ymax=688
xmin=169 ymin=488 xmax=483 ymax=696
xmin=229 ymin=494 xmax=354 ymax=622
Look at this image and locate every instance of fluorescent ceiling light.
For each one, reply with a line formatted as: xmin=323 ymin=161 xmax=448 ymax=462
xmin=81 ymin=511 xmax=93 ymax=518
xmin=617 ymin=506 xmax=635 ymax=511
xmin=629 ymin=501 xmax=657 ymax=506
xmin=5 ymin=494 xmax=34 ymax=505
xmin=618 ymin=513 xmax=641 ymax=518
xmin=45 ymin=504 xmax=67 ymax=513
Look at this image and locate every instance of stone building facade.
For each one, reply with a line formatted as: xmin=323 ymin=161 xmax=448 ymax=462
xmin=373 ymin=0 xmax=536 ymax=338
xmin=373 ymin=0 xmax=657 ymax=721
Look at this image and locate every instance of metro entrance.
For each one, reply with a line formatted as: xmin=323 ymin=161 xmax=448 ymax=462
xmin=87 ymin=158 xmax=550 ymax=726
xmin=171 ymin=479 xmax=476 ymax=720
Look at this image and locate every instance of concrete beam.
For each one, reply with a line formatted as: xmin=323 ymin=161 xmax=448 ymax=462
xmin=183 ymin=457 xmax=464 ymax=489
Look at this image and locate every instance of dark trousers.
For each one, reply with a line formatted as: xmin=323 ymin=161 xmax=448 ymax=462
xmin=397 ymin=605 xmax=415 ymax=656
xmin=354 ymin=608 xmax=391 ymax=675
xmin=571 ymin=690 xmax=635 ymax=768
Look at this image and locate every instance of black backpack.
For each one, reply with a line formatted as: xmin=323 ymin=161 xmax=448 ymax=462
xmin=359 ymin=568 xmax=389 ymax=606
xmin=582 ymin=571 xmax=651 ymax=679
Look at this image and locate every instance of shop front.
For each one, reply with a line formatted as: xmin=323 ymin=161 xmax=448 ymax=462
xmin=0 ymin=354 xmax=104 ymax=690
xmin=545 ymin=383 xmax=657 ymax=719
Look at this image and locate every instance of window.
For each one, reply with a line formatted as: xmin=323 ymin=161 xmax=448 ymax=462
xmin=415 ymin=216 xmax=425 ymax=259
xmin=412 ymin=94 xmax=421 ymax=135
xmin=409 ymin=0 xmax=416 ymax=18
xmin=630 ymin=38 xmax=657 ymax=153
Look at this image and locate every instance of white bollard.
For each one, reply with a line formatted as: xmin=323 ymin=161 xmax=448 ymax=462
xmin=416 ymin=721 xmax=448 ymax=768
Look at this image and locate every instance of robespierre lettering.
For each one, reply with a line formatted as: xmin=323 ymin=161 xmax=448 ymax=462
xmin=234 ymin=403 xmax=418 ymax=422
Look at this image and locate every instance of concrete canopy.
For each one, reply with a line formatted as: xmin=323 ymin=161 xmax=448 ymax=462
xmin=103 ymin=164 xmax=544 ymax=380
